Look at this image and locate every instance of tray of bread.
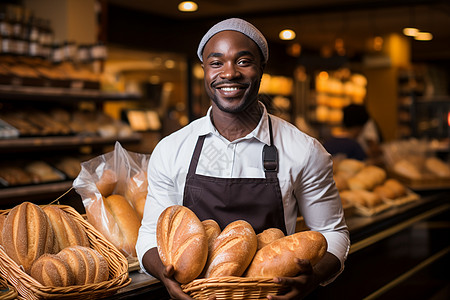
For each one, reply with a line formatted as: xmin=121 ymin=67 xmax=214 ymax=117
xmin=333 ymin=159 xmax=420 ymax=217
xmin=156 ymin=205 xmax=327 ymax=299
xmin=0 ymin=202 xmax=130 ymax=299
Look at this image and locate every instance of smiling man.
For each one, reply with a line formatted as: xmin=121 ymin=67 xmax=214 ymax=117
xmin=136 ymin=18 xmax=350 ymax=299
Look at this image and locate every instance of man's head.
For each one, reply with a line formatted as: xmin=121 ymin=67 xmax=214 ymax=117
xmin=198 ymin=18 xmax=268 ymax=114
xmin=343 ymin=104 xmax=369 ymax=129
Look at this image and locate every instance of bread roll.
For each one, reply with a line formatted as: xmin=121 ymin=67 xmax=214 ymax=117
xmin=384 ymin=179 xmax=406 ymax=198
xmin=30 ymin=254 xmax=74 ymax=287
xmin=373 ymin=185 xmax=396 ymax=199
xmin=425 ymin=157 xmax=450 ymax=178
xmin=393 ymin=160 xmax=422 ymax=180
xmin=245 ymin=231 xmax=327 ymax=278
xmin=204 ymin=220 xmax=257 ymax=278
xmin=2 ymin=202 xmax=56 ymax=273
xmin=0 ymin=214 xmax=5 ymax=245
xmin=96 ymin=169 xmax=117 ymax=197
xmin=157 ymin=205 xmax=208 ymax=284
xmin=257 ymin=228 xmax=285 ymax=250
xmin=353 ymin=190 xmax=382 ymax=208
xmin=337 ymin=159 xmax=365 ymax=177
xmin=57 ymin=246 xmax=109 ymax=285
xmin=103 ymin=194 xmax=141 ymax=257
xmin=43 ymin=205 xmax=89 ymax=252
xmin=202 ymin=219 xmax=221 ymax=252
xmin=125 ymin=171 xmax=148 ymax=219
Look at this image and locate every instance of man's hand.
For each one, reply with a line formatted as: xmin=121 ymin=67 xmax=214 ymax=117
xmin=160 ymin=264 xmax=193 ymax=300
xmin=267 ymin=259 xmax=317 ymax=300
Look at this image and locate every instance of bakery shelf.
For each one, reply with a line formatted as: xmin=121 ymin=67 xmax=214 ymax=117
xmin=0 ymin=180 xmax=73 ymax=204
xmin=0 ymin=133 xmax=142 ymax=153
xmin=0 ymin=84 xmax=140 ymax=102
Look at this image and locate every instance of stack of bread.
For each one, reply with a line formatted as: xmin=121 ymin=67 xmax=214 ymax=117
xmin=0 ymin=202 xmax=110 ymax=287
xmin=84 ymin=169 xmax=146 ymax=258
xmin=333 ymin=159 xmax=414 ymax=216
xmin=156 ymin=205 xmax=328 ymax=285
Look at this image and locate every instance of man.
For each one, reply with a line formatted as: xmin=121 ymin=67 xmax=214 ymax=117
xmin=136 ymin=18 xmax=350 ymax=300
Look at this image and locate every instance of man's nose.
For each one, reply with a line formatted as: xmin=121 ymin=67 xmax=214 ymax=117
xmin=220 ymin=63 xmax=240 ymax=79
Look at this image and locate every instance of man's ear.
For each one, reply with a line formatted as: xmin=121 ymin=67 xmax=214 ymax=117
xmin=259 ymin=63 xmax=266 ymax=77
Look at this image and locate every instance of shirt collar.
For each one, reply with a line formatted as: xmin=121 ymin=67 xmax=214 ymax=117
xmin=200 ymin=102 xmax=272 ymax=146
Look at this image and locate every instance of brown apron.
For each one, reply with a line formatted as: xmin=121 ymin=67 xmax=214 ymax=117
xmin=183 ymin=116 xmax=287 ymax=235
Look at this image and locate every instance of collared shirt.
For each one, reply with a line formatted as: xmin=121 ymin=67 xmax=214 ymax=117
xmin=136 ymin=103 xmax=350 ymax=283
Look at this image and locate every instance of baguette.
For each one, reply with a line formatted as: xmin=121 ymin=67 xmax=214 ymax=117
xmin=30 ymin=254 xmax=74 ymax=287
xmin=204 ymin=220 xmax=257 ymax=278
xmin=125 ymin=171 xmax=148 ymax=219
xmin=244 ymin=231 xmax=327 ymax=278
xmin=96 ymin=169 xmax=117 ymax=197
xmin=157 ymin=205 xmax=208 ymax=284
xmin=2 ymin=202 xmax=56 ymax=273
xmin=202 ymin=219 xmax=221 ymax=252
xmin=43 ymin=205 xmax=90 ymax=252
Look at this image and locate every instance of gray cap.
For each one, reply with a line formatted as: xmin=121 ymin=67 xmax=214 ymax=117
xmin=197 ymin=18 xmax=269 ymax=63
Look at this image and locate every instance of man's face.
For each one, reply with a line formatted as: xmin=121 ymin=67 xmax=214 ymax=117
xmin=202 ymin=30 xmax=264 ymax=114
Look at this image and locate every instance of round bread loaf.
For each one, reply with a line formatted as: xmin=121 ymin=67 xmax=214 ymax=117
xmin=202 ymin=219 xmax=221 ymax=252
xmin=30 ymin=254 xmax=74 ymax=287
xmin=57 ymin=246 xmax=109 ymax=285
xmin=256 ymin=227 xmax=285 ymax=250
xmin=373 ymin=185 xmax=396 ymax=199
xmin=384 ymin=179 xmax=407 ymax=198
xmin=43 ymin=205 xmax=90 ymax=252
xmin=157 ymin=205 xmax=208 ymax=284
xmin=2 ymin=202 xmax=56 ymax=273
xmin=96 ymin=169 xmax=117 ymax=197
xmin=204 ymin=220 xmax=257 ymax=278
xmin=245 ymin=231 xmax=327 ymax=278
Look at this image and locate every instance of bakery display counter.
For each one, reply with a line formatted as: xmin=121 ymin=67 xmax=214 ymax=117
xmin=109 ymin=190 xmax=450 ymax=299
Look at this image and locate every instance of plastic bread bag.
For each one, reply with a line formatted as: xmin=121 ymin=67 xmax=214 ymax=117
xmin=73 ymin=141 xmax=150 ymax=258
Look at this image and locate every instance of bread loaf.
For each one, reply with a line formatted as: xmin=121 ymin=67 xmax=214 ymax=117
xmin=245 ymin=231 xmax=327 ymax=278
xmin=125 ymin=171 xmax=148 ymax=219
xmin=43 ymin=205 xmax=90 ymax=252
xmin=96 ymin=169 xmax=117 ymax=197
xmin=202 ymin=219 xmax=221 ymax=252
xmin=204 ymin=220 xmax=257 ymax=278
xmin=256 ymin=228 xmax=285 ymax=250
xmin=384 ymin=179 xmax=406 ymax=198
xmin=2 ymin=202 xmax=56 ymax=273
xmin=57 ymin=246 xmax=109 ymax=285
xmin=157 ymin=205 xmax=208 ymax=284
xmin=425 ymin=157 xmax=450 ymax=178
xmin=0 ymin=214 xmax=5 ymax=245
xmin=30 ymin=254 xmax=74 ymax=287
xmin=103 ymin=194 xmax=141 ymax=257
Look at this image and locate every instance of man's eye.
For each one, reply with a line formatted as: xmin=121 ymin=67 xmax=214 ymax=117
xmin=238 ymin=59 xmax=251 ymax=65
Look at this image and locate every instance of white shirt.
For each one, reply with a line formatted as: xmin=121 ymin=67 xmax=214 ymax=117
xmin=136 ymin=103 xmax=350 ymax=282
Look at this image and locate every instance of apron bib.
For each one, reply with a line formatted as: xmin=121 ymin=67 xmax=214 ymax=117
xmin=183 ymin=116 xmax=286 ymax=234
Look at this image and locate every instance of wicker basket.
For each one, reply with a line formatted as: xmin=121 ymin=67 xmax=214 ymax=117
xmin=0 ymin=275 xmax=18 ymax=300
xmin=182 ymin=276 xmax=286 ymax=300
xmin=0 ymin=204 xmax=131 ymax=299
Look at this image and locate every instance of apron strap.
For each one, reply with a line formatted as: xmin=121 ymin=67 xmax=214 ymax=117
xmin=263 ymin=116 xmax=278 ymax=175
xmin=187 ymin=135 xmax=206 ymax=177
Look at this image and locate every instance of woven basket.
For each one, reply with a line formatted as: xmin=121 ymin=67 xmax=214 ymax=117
xmin=182 ymin=276 xmax=286 ymax=300
xmin=0 ymin=204 xmax=131 ymax=299
xmin=0 ymin=275 xmax=18 ymax=300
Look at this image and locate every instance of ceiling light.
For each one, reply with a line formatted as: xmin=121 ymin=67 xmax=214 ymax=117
xmin=279 ymin=29 xmax=296 ymax=40
xmin=178 ymin=1 xmax=198 ymax=12
xmin=414 ymin=32 xmax=433 ymax=41
xmin=403 ymin=27 xmax=419 ymax=37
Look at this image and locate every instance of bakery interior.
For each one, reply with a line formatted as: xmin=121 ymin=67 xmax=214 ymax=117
xmin=0 ymin=0 xmax=449 ymax=299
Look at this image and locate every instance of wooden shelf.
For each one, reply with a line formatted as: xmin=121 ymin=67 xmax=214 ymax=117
xmin=0 ymin=133 xmax=142 ymax=153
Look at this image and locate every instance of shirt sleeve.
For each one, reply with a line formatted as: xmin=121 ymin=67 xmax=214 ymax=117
xmin=294 ymin=139 xmax=350 ymax=285
xmin=135 ymin=141 xmax=182 ymax=273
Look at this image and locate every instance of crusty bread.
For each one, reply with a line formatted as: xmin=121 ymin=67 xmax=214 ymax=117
xmin=157 ymin=205 xmax=208 ymax=284
xmin=384 ymin=179 xmax=407 ymax=198
xmin=204 ymin=220 xmax=257 ymax=278
xmin=103 ymin=194 xmax=141 ymax=257
xmin=0 ymin=214 xmax=6 ymax=245
xmin=245 ymin=231 xmax=327 ymax=278
xmin=2 ymin=202 xmax=56 ymax=273
xmin=96 ymin=169 xmax=117 ymax=197
xmin=43 ymin=205 xmax=90 ymax=252
xmin=256 ymin=228 xmax=285 ymax=250
xmin=57 ymin=246 xmax=109 ymax=285
xmin=202 ymin=219 xmax=221 ymax=252
xmin=30 ymin=254 xmax=74 ymax=287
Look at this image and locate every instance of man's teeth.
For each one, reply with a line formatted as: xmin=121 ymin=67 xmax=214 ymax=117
xmin=220 ymin=87 xmax=239 ymax=91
